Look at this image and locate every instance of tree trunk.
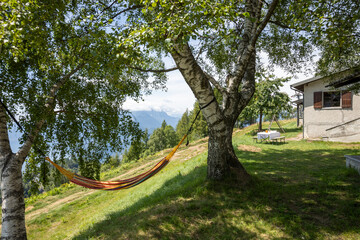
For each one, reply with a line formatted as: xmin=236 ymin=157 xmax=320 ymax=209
xmin=1 ymin=154 xmax=27 ymax=240
xmin=0 ymin=103 xmax=27 ymax=239
xmin=258 ymin=109 xmax=263 ymax=131
xmin=207 ymin=118 xmax=250 ymax=182
xmin=170 ymin=42 xmax=253 ymax=183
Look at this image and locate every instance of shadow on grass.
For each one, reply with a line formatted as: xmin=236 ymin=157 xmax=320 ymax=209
xmin=73 ymin=146 xmax=360 ymax=240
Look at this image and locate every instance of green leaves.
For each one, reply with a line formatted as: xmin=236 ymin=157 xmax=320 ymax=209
xmin=1 ymin=0 xmax=166 ymax=186
xmin=266 ymin=0 xmax=360 ymax=75
xmin=239 ymin=72 xmax=292 ymax=124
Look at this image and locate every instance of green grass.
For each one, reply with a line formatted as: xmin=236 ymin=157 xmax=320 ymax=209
xmin=25 ymin=119 xmax=360 ymax=239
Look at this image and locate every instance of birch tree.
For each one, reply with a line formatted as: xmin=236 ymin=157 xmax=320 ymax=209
xmin=0 ymin=0 xmax=165 ymax=238
xmin=116 ymin=0 xmax=281 ymax=181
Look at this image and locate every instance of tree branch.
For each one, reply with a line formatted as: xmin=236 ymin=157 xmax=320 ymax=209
xmin=255 ymin=0 xmax=279 ymax=39
xmin=17 ymin=63 xmax=85 ymax=160
xmin=269 ymin=19 xmax=310 ymax=32
xmin=129 ymin=66 xmax=178 ymax=73
xmin=230 ymin=0 xmax=279 ymax=91
xmin=111 ymin=5 xmax=143 ymax=20
xmin=205 ymin=72 xmax=226 ymax=96
xmin=268 ymin=20 xmax=293 ymax=29
xmin=100 ymin=0 xmax=118 ymax=14
xmin=171 ymin=42 xmax=218 ymax=108
xmin=53 ymin=110 xmax=67 ymax=114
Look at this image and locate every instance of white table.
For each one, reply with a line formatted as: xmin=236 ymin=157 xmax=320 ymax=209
xmin=257 ymin=131 xmax=281 ymax=141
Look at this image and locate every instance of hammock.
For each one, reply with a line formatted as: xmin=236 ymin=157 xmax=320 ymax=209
xmin=45 ymin=134 xmax=187 ymax=190
xmin=0 ymin=97 xmax=215 ymax=190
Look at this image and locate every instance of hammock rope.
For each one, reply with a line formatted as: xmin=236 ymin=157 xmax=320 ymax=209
xmin=0 ymin=97 xmax=216 ymax=190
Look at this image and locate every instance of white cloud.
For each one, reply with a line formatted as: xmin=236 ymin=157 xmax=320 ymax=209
xmin=123 ymin=70 xmax=195 ymax=117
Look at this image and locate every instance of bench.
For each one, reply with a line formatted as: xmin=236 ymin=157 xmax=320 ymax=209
xmin=271 ymin=136 xmax=285 ymax=144
xmin=252 ymin=136 xmax=258 ymax=143
xmin=345 ymin=155 xmax=360 ymax=175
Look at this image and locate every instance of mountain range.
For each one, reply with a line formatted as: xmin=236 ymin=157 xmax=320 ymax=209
xmin=130 ymin=110 xmax=180 ymax=133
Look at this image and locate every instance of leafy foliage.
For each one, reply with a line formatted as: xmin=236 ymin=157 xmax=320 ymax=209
xmin=176 ymin=109 xmax=190 ymax=139
xmin=238 ymin=72 xmax=292 ymax=129
xmin=122 ymin=129 xmax=149 ymax=163
xmin=24 ymin=154 xmax=78 ymax=197
xmin=188 ymin=103 xmax=208 ymax=141
xmin=0 ymin=0 xmax=167 ymax=187
xmin=102 ymin=153 xmax=122 ymax=172
xmin=265 ymin=0 xmax=360 ymax=75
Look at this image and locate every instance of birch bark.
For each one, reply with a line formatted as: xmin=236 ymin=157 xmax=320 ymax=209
xmin=0 ymin=104 xmax=27 ymax=239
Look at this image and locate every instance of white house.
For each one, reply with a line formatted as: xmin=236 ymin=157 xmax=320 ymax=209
xmin=291 ymin=68 xmax=360 ymax=142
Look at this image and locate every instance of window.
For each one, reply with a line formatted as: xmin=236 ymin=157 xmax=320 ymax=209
xmin=313 ymin=91 xmax=352 ymax=109
xmin=323 ymin=91 xmax=341 ymax=108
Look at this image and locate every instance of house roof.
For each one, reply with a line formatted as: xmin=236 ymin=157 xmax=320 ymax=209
xmin=291 ymin=67 xmax=360 ymax=92
xmin=291 ymin=75 xmax=323 ymax=92
xmin=325 ymin=72 xmax=360 ymax=88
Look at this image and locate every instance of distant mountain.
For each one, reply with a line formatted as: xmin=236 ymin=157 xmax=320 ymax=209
xmin=131 ymin=110 xmax=180 ymax=133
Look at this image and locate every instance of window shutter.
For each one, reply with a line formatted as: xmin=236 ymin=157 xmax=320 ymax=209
xmin=314 ymin=91 xmax=322 ymax=109
xmin=342 ymin=91 xmax=352 ymax=108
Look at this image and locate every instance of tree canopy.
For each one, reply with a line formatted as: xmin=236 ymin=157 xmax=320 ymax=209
xmin=1 ymin=2 xmax=170 ymax=236
xmin=265 ymin=0 xmax=360 ymax=75
xmin=0 ymin=0 xmax=171 ymax=176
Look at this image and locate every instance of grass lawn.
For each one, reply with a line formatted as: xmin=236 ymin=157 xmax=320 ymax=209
xmin=25 ymin=120 xmax=360 ymax=239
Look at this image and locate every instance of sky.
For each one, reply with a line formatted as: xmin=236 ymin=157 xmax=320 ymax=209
xmin=123 ymin=59 xmax=314 ymax=117
xmin=123 ymin=70 xmax=196 ymax=117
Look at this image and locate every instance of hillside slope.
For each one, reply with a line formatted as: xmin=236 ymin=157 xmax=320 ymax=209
xmin=22 ymin=119 xmax=360 ymax=239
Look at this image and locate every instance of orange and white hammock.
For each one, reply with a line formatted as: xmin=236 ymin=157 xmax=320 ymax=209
xmin=1 ymin=96 xmax=215 ymax=191
xmin=45 ymin=134 xmax=187 ymax=190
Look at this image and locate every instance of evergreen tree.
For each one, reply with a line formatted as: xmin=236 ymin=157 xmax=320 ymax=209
xmin=189 ymin=103 xmax=208 ymax=141
xmin=176 ymin=109 xmax=190 ymax=139
xmin=78 ymin=149 xmax=101 ymax=180
xmin=123 ymin=128 xmax=150 ymax=162
xmin=102 ymin=153 xmax=121 ymax=172
xmin=143 ymin=121 xmax=178 ymax=156
xmin=164 ymin=125 xmax=179 ymax=148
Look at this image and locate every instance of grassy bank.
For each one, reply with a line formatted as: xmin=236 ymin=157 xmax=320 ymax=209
xmin=24 ymin=120 xmax=360 ymax=239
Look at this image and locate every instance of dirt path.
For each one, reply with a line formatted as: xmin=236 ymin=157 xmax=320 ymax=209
xmin=287 ymin=133 xmax=303 ymax=141
xmin=25 ymin=190 xmax=94 ymax=220
xmin=25 ymin=142 xmax=208 ymax=221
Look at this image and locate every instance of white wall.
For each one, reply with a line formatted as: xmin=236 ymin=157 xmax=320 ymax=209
xmin=303 ymin=77 xmax=360 ymax=142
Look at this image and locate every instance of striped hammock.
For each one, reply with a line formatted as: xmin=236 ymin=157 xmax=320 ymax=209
xmin=1 ymin=96 xmax=215 ymax=191
xmin=45 ymin=134 xmax=187 ymax=190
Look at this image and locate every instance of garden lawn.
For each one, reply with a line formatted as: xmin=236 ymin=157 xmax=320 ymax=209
xmin=25 ymin=120 xmax=360 ymax=239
